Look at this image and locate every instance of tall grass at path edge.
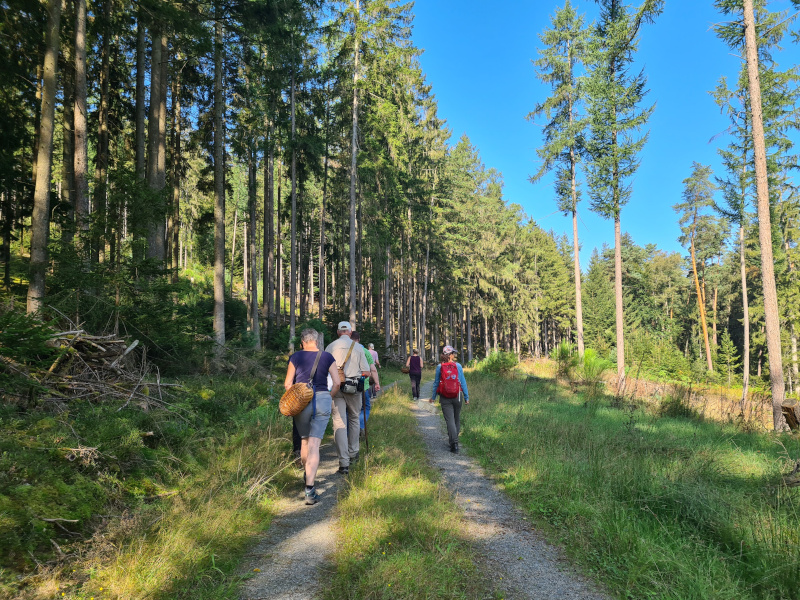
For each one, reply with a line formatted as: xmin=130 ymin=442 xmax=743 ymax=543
xmin=461 ymin=366 xmax=800 ymax=600
xmin=324 ymin=383 xmax=500 ymax=600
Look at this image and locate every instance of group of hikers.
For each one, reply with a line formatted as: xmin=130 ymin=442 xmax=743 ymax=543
xmin=283 ymin=321 xmax=470 ymax=505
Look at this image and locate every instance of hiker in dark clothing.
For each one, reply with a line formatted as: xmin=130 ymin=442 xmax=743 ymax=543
xmin=405 ymin=349 xmax=423 ymax=400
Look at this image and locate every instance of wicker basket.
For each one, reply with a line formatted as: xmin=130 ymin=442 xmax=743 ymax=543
xmin=279 ymin=383 xmax=314 ymax=416
xmin=401 ymin=366 xmax=410 ymax=374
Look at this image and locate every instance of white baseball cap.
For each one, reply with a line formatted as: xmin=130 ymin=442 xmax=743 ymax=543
xmin=337 ymin=321 xmax=352 ymax=330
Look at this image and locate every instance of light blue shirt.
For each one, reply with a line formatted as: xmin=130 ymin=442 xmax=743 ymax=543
xmin=431 ymin=362 xmax=469 ymax=402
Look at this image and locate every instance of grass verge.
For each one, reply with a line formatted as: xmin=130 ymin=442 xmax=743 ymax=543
xmin=324 ymin=385 xmax=498 ymax=600
xmin=461 ymin=369 xmax=800 ymax=600
xmin=1 ymin=374 xmax=297 ymax=600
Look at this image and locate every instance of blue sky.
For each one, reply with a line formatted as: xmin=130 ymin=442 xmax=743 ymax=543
xmin=410 ymin=0 xmax=800 ymax=269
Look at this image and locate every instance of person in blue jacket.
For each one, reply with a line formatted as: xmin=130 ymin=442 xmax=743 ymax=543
xmin=429 ymin=345 xmax=469 ymax=453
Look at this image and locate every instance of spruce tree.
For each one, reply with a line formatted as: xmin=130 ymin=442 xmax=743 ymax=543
xmin=530 ymin=0 xmax=589 ymax=356
xmin=584 ymin=0 xmax=663 ymax=393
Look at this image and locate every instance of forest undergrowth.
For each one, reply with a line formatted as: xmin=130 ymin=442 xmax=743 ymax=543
xmin=463 ymin=364 xmax=800 ymax=600
xmin=0 ymin=340 xmax=296 ymax=600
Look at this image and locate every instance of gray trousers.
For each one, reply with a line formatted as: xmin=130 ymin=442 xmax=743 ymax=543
xmin=439 ymin=394 xmax=462 ymax=447
xmin=332 ymin=390 xmax=361 ymax=467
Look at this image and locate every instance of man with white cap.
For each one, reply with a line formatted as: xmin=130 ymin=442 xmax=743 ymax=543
xmin=325 ymin=321 xmax=370 ymax=474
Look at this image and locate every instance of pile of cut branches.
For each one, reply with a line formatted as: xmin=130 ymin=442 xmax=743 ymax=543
xmin=1 ymin=327 xmax=175 ymax=410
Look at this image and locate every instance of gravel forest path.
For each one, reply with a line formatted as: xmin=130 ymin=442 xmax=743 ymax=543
xmin=239 ymin=380 xmax=609 ymax=599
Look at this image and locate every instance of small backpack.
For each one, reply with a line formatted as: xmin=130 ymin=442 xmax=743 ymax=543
xmin=438 ymin=362 xmax=460 ymax=399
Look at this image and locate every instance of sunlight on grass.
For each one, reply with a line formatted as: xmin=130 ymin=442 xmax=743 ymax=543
xmin=462 ymin=369 xmax=800 ymax=600
xmin=16 ymin=378 xmax=292 ymax=600
xmin=325 ymin=387 xmax=498 ymax=600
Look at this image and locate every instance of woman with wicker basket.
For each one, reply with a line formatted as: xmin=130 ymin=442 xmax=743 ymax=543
xmin=284 ymin=328 xmax=340 ymax=505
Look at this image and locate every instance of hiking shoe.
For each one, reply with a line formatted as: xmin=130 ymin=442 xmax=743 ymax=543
xmin=350 ymin=452 xmax=360 ymax=463
xmin=450 ymin=443 xmax=459 ymax=454
xmin=337 ymin=466 xmax=349 ymax=475
xmin=304 ymin=489 xmax=320 ymax=505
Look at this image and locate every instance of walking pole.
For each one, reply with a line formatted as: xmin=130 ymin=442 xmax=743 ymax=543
xmin=362 ymin=382 xmax=369 ymax=451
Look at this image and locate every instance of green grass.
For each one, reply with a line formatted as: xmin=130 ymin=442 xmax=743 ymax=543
xmin=0 ymin=374 xmax=297 ymax=600
xmin=323 ymin=385 xmax=499 ymax=600
xmin=461 ymin=369 xmax=800 ymax=600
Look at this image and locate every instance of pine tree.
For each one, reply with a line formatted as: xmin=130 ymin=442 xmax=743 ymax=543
xmin=530 ymin=0 xmax=589 ymax=356
xmin=673 ymin=163 xmax=724 ymax=372
xmin=584 ymin=0 xmax=663 ymax=393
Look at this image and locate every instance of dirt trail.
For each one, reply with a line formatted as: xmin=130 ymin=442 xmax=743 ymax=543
xmin=239 ymin=381 xmax=609 ymax=599
xmin=412 ymin=380 xmax=608 ymax=599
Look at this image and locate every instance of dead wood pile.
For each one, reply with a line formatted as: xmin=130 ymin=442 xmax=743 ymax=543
xmin=1 ymin=330 xmax=174 ymax=409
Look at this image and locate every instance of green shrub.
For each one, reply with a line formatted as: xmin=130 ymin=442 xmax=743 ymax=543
xmin=475 ymin=350 xmax=518 ymax=375
xmin=580 ymin=348 xmax=611 ymax=400
xmin=551 ymin=341 xmax=578 ymax=381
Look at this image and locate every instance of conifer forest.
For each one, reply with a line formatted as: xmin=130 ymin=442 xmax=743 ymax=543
xmin=2 ymin=0 xmax=800 ymax=436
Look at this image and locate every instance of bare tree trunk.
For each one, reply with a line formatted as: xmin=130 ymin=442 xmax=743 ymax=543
xmin=739 ymin=225 xmax=750 ymax=410
xmin=571 ymin=147 xmax=585 ymax=357
xmin=349 ymin=0 xmax=360 ymax=325
xmin=61 ymin=28 xmax=75 ymax=248
xmin=319 ymin=94 xmax=329 ymax=320
xmin=421 ymin=233 xmax=430 ymax=361
xmin=276 ymin=161 xmax=282 ymax=323
xmin=170 ymin=64 xmax=182 ymax=281
xmin=92 ymin=0 xmax=112 ymax=263
xmin=689 ymin=234 xmax=714 ymax=371
xmin=229 ymin=201 xmax=238 ymax=295
xmin=213 ymin=7 xmax=226 ymax=358
xmin=467 ymin=303 xmax=473 ymax=362
xmin=614 ymin=215 xmax=626 ymax=394
xmin=264 ymin=116 xmax=275 ymax=326
xmin=26 ymin=0 xmax=61 ymax=313
xmin=73 ymin=0 xmax=89 ymax=253
xmin=744 ymin=0 xmax=786 ymax=430
xmin=135 ymin=11 xmax=146 ymax=180
xmin=289 ymin=68 xmax=297 ymax=352
xmin=248 ymin=149 xmax=260 ymax=349
xmin=385 ymin=245 xmax=391 ymax=352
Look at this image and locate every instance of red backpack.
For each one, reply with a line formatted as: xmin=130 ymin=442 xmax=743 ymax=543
xmin=438 ymin=362 xmax=460 ymax=399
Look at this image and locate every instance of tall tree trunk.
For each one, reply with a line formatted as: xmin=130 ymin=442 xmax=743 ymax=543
xmin=614 ymin=215 xmax=626 ymax=394
xmin=92 ymin=0 xmax=112 ymax=263
xmin=571 ymin=145 xmax=585 ymax=357
xmin=421 ymin=232 xmax=430 ymax=362
xmin=73 ymin=0 xmax=89 ymax=254
xmin=349 ymin=0 xmax=360 ymax=325
xmin=212 ymin=7 xmax=226 ymax=358
xmin=146 ymin=26 xmax=167 ymax=261
xmin=264 ymin=116 xmax=275 ymax=327
xmin=319 ymin=94 xmax=329 ymax=320
xmin=689 ymin=234 xmax=714 ymax=371
xmin=739 ymin=225 xmax=750 ymax=411
xmin=229 ymin=201 xmax=238 ymax=295
xmin=743 ymin=0 xmax=786 ymax=430
xmin=467 ymin=303 xmax=473 ymax=362
xmin=385 ymin=245 xmax=391 ymax=352
xmin=276 ymin=161 xmax=282 ymax=324
xmin=170 ymin=64 xmax=182 ymax=281
xmin=248 ymin=150 xmax=260 ymax=348
xmin=289 ymin=69 xmax=297 ymax=352
xmin=135 ymin=11 xmax=147 ymax=180
xmin=26 ymin=0 xmax=61 ymax=314
xmin=61 ymin=30 xmax=75 ymax=247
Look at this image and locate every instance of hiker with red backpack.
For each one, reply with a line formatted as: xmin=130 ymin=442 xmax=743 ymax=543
xmin=429 ymin=345 xmax=470 ymax=454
